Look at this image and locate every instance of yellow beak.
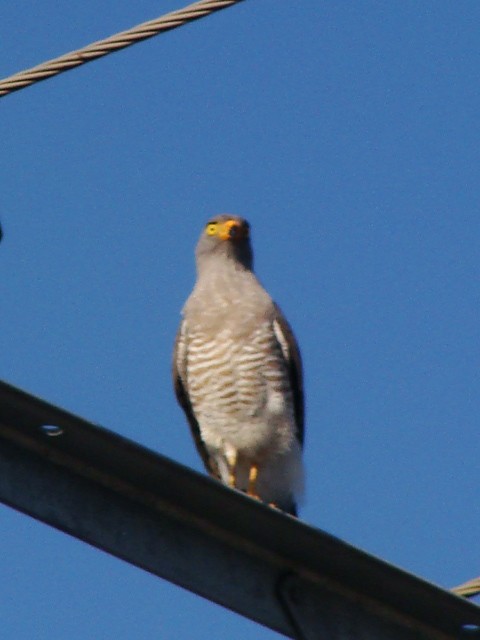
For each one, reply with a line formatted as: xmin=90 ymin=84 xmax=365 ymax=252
xmin=217 ymin=220 xmax=247 ymax=241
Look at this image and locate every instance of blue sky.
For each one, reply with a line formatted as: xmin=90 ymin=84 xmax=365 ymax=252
xmin=1 ymin=1 xmax=479 ymax=637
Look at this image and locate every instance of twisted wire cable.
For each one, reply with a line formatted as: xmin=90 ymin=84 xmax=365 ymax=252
xmin=452 ymin=576 xmax=480 ymax=598
xmin=0 ymin=0 xmax=246 ymax=98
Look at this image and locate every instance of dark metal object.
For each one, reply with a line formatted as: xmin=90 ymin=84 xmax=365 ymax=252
xmin=0 ymin=379 xmax=478 ymax=639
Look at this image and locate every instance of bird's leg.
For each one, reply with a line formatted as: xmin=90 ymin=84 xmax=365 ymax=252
xmin=247 ymin=464 xmax=260 ymax=499
xmin=225 ymin=445 xmax=237 ymax=489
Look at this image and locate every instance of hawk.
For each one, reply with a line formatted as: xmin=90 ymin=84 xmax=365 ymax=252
xmin=173 ymin=215 xmax=304 ymax=515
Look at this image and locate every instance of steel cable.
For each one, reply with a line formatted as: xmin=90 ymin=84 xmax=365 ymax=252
xmin=452 ymin=577 xmax=480 ymax=599
xmin=0 ymin=0 xmax=246 ymax=98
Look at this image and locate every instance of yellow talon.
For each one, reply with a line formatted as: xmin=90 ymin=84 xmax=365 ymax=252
xmin=225 ymin=446 xmax=237 ymax=488
xmin=247 ymin=464 xmax=259 ymax=498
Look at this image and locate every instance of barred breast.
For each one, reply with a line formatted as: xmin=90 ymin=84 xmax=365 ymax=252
xmin=185 ymin=317 xmax=295 ymax=458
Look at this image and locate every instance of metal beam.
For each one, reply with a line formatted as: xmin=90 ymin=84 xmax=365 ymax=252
xmin=0 ymin=380 xmax=478 ymax=639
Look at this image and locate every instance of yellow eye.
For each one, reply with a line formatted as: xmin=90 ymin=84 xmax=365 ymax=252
xmin=206 ymin=223 xmax=217 ymax=236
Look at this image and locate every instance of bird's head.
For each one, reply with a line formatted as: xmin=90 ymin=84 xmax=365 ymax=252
xmin=195 ymin=214 xmax=253 ymax=271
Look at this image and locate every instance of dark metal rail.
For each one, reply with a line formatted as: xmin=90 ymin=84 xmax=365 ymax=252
xmin=0 ymin=380 xmax=478 ymax=639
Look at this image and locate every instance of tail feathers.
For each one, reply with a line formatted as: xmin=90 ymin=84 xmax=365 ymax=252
xmin=272 ymin=499 xmax=298 ymax=517
xmin=284 ymin=502 xmax=298 ymax=518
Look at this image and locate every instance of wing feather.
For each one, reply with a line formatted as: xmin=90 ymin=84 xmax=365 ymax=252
xmin=272 ymin=304 xmax=305 ymax=447
xmin=172 ymin=320 xmax=220 ymax=479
